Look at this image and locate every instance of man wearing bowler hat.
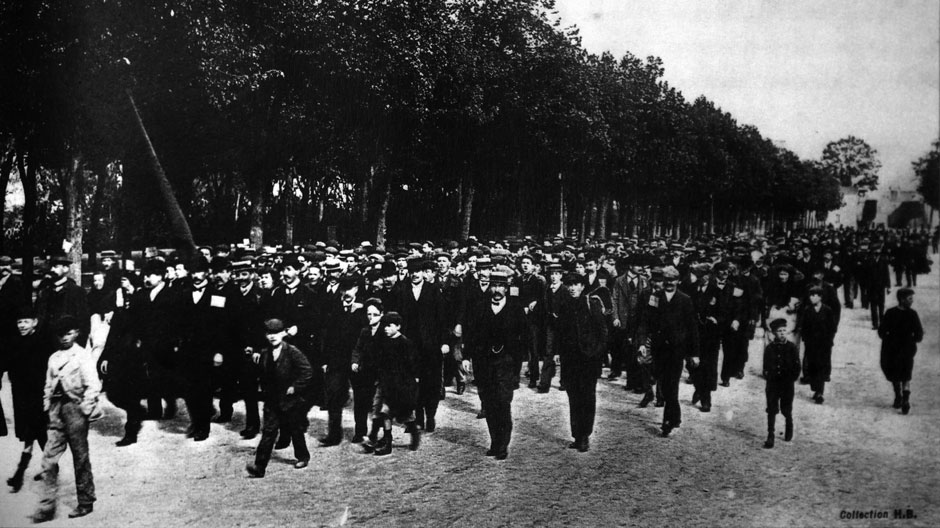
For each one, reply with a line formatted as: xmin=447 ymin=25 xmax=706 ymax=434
xmin=35 ymin=254 xmax=90 ymax=347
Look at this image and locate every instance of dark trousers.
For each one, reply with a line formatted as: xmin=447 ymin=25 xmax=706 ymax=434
xmin=804 ymin=343 xmax=832 ymax=394
xmin=255 ymin=404 xmax=309 ymax=468
xmin=476 ymin=355 xmax=515 ymax=454
xmin=38 ymin=400 xmax=95 ymax=513
xmin=415 ymin=353 xmax=444 ymax=427
xmin=524 ymin=318 xmax=542 ymax=382
xmin=719 ymin=327 xmax=744 ymax=381
xmin=658 ymin=356 xmax=685 ymax=429
xmin=695 ymin=328 xmax=720 ymax=394
xmin=765 ymin=380 xmax=794 ymax=417
xmin=842 ymin=276 xmax=855 ymax=307
xmin=109 ymin=393 xmax=146 ymax=438
xmin=537 ymin=329 xmax=558 ymax=390
xmin=564 ymin=365 xmax=599 ymax=440
xmin=184 ymin=373 xmax=214 ymax=437
xmin=351 ymin=377 xmax=377 ymax=438
xmin=870 ymin=295 xmax=886 ymax=329
xmin=894 ymin=265 xmax=904 ymax=287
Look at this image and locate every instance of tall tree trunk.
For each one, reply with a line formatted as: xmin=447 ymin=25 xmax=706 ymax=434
xmin=588 ymin=198 xmax=598 ymax=239
xmin=597 ymin=194 xmax=610 ymax=240
xmin=86 ymin=166 xmax=108 ymax=268
xmin=284 ymin=178 xmax=294 ymax=246
xmin=64 ymin=154 xmax=84 ymax=284
xmin=248 ymin=177 xmax=265 ymax=249
xmin=579 ymin=202 xmax=588 ymax=244
xmin=126 ymin=90 xmax=197 ymax=261
xmin=375 ymin=178 xmax=392 ymax=251
xmin=18 ymin=150 xmax=37 ymax=289
xmin=361 ymin=166 xmax=374 ymax=227
xmin=458 ymin=180 xmax=475 ymax=243
xmin=0 ymin=146 xmax=14 ymax=253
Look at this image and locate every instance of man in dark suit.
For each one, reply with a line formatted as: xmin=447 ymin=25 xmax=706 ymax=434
xmin=246 ymin=318 xmax=313 ymax=477
xmin=35 ymin=254 xmax=90 ymax=346
xmin=639 ymin=266 xmax=700 ymax=437
xmin=862 ymin=245 xmax=891 ymax=330
xmin=397 ymin=259 xmax=448 ymax=432
xmin=557 ymin=273 xmax=608 ymax=452
xmin=463 ymin=268 xmax=526 ymax=460
xmin=513 ymin=254 xmax=546 ymax=389
xmin=318 ymin=278 xmax=367 ymax=446
xmin=178 ymin=257 xmax=239 ymax=441
xmin=611 ymin=257 xmax=648 ymax=392
xmin=232 ymin=260 xmax=266 ymax=438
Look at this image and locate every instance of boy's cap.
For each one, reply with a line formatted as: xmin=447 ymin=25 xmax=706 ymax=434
xmin=264 ymin=318 xmax=286 ymax=333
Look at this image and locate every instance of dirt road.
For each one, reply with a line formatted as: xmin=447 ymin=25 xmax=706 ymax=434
xmin=2 ymin=267 xmax=938 ymax=527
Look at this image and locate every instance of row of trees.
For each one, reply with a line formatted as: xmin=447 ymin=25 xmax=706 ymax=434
xmin=3 ymin=0 xmax=855 ymax=278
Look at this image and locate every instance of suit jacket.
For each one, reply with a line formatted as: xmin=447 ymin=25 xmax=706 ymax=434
xmin=611 ymin=274 xmax=648 ymax=336
xmin=259 ymin=342 xmax=313 ymax=412
xmin=465 ymin=301 xmax=527 ymax=366
xmin=557 ymin=293 xmax=608 ymax=361
xmin=763 ymin=340 xmax=801 ymax=382
xmin=638 ymin=289 xmax=700 ymax=362
xmin=397 ymin=280 xmax=447 ymax=353
xmin=35 ymin=278 xmax=90 ymax=341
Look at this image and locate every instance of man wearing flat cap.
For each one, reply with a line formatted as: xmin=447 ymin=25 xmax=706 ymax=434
xmin=638 ymin=266 xmax=700 ymax=437
xmin=463 ymin=267 xmax=527 ymax=459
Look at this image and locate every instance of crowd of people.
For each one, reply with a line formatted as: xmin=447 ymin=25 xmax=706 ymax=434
xmin=0 ymin=224 xmax=933 ymax=522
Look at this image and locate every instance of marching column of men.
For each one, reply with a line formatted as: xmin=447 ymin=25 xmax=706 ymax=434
xmin=0 ymin=224 xmax=933 ymax=502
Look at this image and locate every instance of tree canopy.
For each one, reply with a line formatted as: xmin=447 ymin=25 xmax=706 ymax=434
xmin=1 ymin=0 xmax=847 ymax=267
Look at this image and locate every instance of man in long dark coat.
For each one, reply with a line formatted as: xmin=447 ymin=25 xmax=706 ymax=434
xmin=397 ymin=259 xmax=448 ymax=432
xmin=557 ymin=273 xmax=608 ymax=452
xmin=35 ymin=254 xmax=90 ymax=347
xmin=639 ymin=266 xmax=700 ymax=438
xmin=463 ymin=268 xmax=526 ymax=460
xmin=878 ymin=288 xmax=923 ymax=415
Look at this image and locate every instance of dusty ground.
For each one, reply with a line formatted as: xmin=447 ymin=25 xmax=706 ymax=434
xmin=1 ymin=265 xmax=939 ymax=527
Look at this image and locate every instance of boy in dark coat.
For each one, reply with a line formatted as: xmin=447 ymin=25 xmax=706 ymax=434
xmin=762 ymin=318 xmax=801 ymax=448
xmin=366 ymin=312 xmax=420 ymax=456
xmin=878 ymin=288 xmax=924 ymax=414
xmin=5 ymin=307 xmax=52 ymax=492
xmin=246 ymin=318 xmax=313 ymax=478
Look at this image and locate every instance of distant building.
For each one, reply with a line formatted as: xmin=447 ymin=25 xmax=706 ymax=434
xmin=826 ymin=185 xmax=927 ymax=229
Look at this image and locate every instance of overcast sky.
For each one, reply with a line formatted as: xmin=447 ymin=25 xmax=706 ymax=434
xmin=553 ymin=0 xmax=939 ymax=189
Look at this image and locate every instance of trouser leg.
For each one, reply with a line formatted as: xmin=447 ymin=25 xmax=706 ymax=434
xmin=38 ymin=426 xmax=67 ymax=514
xmin=62 ymin=403 xmax=94 ymax=506
xmin=254 ymin=407 xmax=280 ymax=470
xmin=661 ymin=359 xmax=683 ymax=428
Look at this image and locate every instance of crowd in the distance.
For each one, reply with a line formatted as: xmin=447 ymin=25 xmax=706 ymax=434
xmin=0 ymin=223 xmax=934 ymax=521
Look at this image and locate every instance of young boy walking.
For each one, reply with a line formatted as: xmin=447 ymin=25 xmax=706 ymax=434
xmin=762 ymin=318 xmax=801 ymax=449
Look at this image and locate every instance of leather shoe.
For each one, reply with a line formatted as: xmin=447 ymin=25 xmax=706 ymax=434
xmin=456 ymin=382 xmax=466 ymax=395
xmin=691 ymin=391 xmax=700 ymax=405
xmin=425 ymin=418 xmax=436 ymax=433
xmin=475 ymin=410 xmax=486 ymax=419
xmin=29 ymin=509 xmax=55 ymax=523
xmin=654 ymin=400 xmax=665 ymax=408
xmin=351 ymin=435 xmax=365 ymax=444
xmin=115 ymin=436 xmax=137 ymax=447
xmin=494 ymin=451 xmax=508 ymax=460
xmin=577 ymin=438 xmax=589 ymax=453
xmin=274 ymin=437 xmax=291 ymax=449
xmin=245 ymin=462 xmax=264 ymax=478
xmin=293 ymin=460 xmax=308 ymax=470
xmin=701 ymin=404 xmax=711 ymax=413
xmin=485 ymin=448 xmax=497 ymax=456
xmin=720 ymin=379 xmax=730 ymax=387
xmin=68 ymin=504 xmax=93 ymax=519
xmin=537 ymin=387 xmax=549 ymax=394
xmin=567 ymin=440 xmax=580 ymax=449
xmin=661 ymin=427 xmax=672 ymax=438
xmin=638 ymin=392 xmax=654 ymax=408
xmin=240 ymin=428 xmax=259 ymax=440
xmin=193 ymin=433 xmax=208 ymax=442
